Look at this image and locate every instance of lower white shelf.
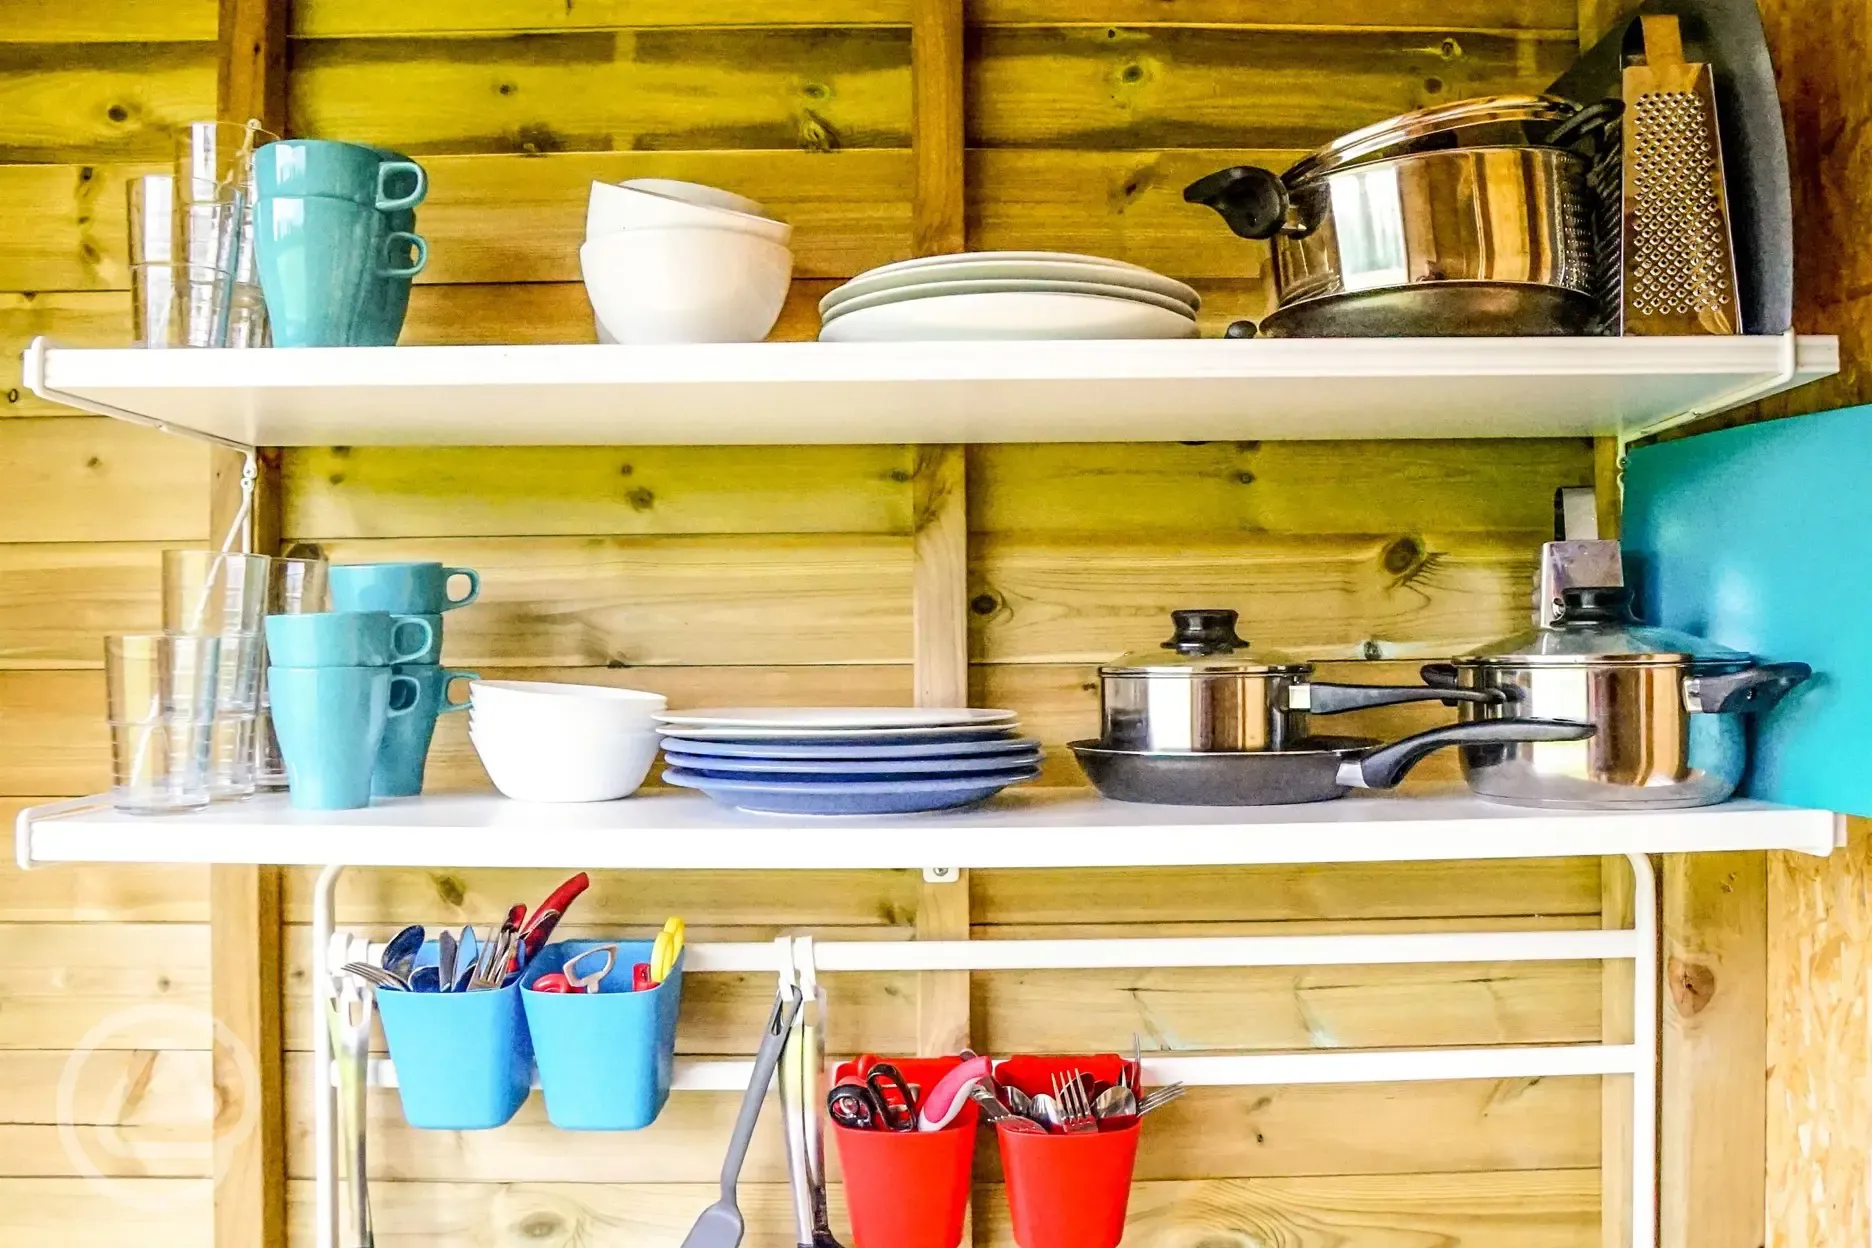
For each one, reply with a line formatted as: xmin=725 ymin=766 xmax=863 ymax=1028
xmin=18 ymin=788 xmax=1841 ymax=870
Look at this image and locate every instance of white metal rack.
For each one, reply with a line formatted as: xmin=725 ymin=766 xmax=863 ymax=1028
xmin=21 ymin=333 xmax=1840 ymax=447
xmin=18 ymin=792 xmax=1844 ymax=1248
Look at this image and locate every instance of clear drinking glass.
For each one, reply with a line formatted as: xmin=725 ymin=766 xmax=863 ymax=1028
xmin=163 ymin=551 xmax=271 ymax=636
xmin=105 ymin=634 xmax=221 ymax=814
xmin=175 ymin=120 xmax=279 ymax=204
xmin=131 ymin=263 xmax=232 ymax=347
xmin=128 ymin=175 xmax=175 ymax=265
xmin=255 ymin=556 xmax=331 ymax=789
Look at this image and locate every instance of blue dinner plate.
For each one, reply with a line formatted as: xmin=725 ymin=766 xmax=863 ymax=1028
xmin=661 ymin=749 xmax=1042 ymax=777
xmin=662 ymin=767 xmax=1040 ymax=815
xmin=659 ymin=734 xmax=1042 ymax=761
xmin=657 ymin=727 xmax=1019 ymax=747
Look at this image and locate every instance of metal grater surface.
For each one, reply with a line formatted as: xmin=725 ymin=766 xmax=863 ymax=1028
xmin=1628 ymin=91 xmax=1732 ymax=325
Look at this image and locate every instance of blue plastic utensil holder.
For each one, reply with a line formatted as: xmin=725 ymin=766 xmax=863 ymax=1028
xmin=520 ymin=939 xmax=685 ymax=1131
xmin=374 ymin=944 xmax=533 ymax=1130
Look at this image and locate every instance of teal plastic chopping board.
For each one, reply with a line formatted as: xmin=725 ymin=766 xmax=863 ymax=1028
xmin=1623 ymin=404 xmax=1872 ymax=815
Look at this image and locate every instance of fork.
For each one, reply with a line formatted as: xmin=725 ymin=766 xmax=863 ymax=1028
xmin=1137 ymin=1083 xmax=1186 ymax=1115
xmin=1052 ymin=1071 xmax=1099 ymax=1134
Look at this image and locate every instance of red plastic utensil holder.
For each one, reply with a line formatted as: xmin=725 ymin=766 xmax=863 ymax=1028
xmin=993 ymin=1054 xmax=1139 ymax=1248
xmin=831 ymin=1056 xmax=977 ymax=1248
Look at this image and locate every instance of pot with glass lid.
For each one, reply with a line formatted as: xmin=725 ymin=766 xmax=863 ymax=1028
xmin=1424 ymin=586 xmax=1812 ymax=809
xmin=1099 ymin=608 xmax=1499 ymax=752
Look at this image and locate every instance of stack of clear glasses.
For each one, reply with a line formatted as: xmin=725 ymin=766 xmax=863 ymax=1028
xmin=160 ymin=551 xmax=267 ymax=800
xmin=105 ymin=634 xmax=223 ymax=814
xmin=129 ymin=120 xmax=277 ymax=347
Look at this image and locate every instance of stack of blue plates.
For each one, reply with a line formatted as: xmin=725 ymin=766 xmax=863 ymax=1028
xmin=654 ymin=708 xmax=1040 ymax=815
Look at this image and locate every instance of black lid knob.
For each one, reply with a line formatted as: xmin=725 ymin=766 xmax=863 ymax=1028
xmin=1558 ymin=585 xmax=1634 ymax=625
xmin=1164 ymin=609 xmax=1249 ymax=655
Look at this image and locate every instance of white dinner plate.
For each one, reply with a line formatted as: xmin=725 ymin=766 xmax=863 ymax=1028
xmin=821 ymin=260 xmax=1199 ymax=316
xmin=850 ymin=250 xmax=1158 ymax=281
xmin=818 ymin=292 xmax=1201 ymax=343
xmin=821 ymin=279 xmax=1197 ymax=325
xmin=655 ymin=707 xmax=1017 ymax=730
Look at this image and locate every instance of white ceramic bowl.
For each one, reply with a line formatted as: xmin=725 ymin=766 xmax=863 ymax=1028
xmin=469 ymin=679 xmax=666 ymax=718
xmin=586 ymin=182 xmax=792 ymax=247
xmin=470 ymin=722 xmax=660 ymax=803
xmin=581 ymin=228 xmax=793 ymax=345
xmin=619 ymin=178 xmax=769 ymax=220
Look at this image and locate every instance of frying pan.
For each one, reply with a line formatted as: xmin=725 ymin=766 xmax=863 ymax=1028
xmin=1069 ymin=720 xmax=1594 ymax=806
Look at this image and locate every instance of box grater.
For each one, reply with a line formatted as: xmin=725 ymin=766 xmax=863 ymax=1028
xmin=1620 ymin=14 xmax=1742 ymax=334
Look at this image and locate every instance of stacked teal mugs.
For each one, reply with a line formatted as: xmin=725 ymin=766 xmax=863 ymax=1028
xmin=252 ymin=140 xmax=429 ymax=347
xmin=330 ymin=562 xmax=479 ymax=798
xmin=262 ymin=611 xmax=429 ymax=810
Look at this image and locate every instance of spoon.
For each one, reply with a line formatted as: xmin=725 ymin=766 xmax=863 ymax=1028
xmin=1028 ymin=1093 xmax=1063 ymax=1132
xmin=1092 ymin=1084 xmax=1138 ymax=1130
xmin=436 ymin=929 xmax=457 ymax=992
xmin=381 ymin=924 xmax=423 ymax=982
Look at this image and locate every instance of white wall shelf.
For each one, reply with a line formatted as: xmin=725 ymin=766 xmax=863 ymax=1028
xmin=16 ymin=789 xmax=1842 ymax=871
xmin=23 ymin=333 xmax=1839 ymax=449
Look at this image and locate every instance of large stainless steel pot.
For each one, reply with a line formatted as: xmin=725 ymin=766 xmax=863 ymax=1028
xmin=1183 ymin=95 xmax=1619 ymax=337
xmin=1100 ymin=609 xmax=1493 ymax=752
xmin=1425 ymin=586 xmax=1811 ymax=809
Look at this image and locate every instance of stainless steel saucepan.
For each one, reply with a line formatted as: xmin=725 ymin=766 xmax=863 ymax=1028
xmin=1100 ymin=609 xmax=1495 ymax=752
xmin=1425 ymin=585 xmax=1811 ymax=809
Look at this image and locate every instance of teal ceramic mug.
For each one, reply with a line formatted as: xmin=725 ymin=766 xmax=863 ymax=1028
xmin=397 ymin=613 xmax=445 ymax=664
xmin=374 ymin=666 xmax=476 ymax=798
xmin=255 ymin=194 xmax=383 ymax=347
xmin=255 ymin=140 xmax=426 ymax=211
xmin=268 ymin=665 xmax=419 ymax=810
xmin=331 ymin=563 xmax=479 ymax=614
xmin=355 ymin=206 xmax=427 ymax=347
xmin=264 ymin=611 xmax=434 ymax=668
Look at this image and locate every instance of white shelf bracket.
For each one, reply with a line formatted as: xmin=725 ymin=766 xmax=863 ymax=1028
xmin=23 ymin=335 xmax=258 ymax=454
xmin=13 ymin=796 xmax=106 ymax=870
xmin=1616 ymin=327 xmax=1800 ymax=467
xmin=922 ymin=866 xmax=960 ymax=884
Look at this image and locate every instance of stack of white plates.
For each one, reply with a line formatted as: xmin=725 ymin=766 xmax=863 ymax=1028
xmin=817 ymin=252 xmax=1200 ymax=343
xmin=656 ymin=707 xmax=1040 ymax=815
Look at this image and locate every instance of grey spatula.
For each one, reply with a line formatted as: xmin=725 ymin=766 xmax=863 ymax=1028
xmin=680 ymin=986 xmax=804 ymax=1248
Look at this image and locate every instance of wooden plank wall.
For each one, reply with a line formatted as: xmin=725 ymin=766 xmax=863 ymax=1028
xmin=0 ymin=1 xmax=1637 ymax=1244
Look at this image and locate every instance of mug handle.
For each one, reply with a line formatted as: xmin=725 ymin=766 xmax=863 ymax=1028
xmin=387 ymin=673 xmax=422 ymax=718
xmin=380 ymin=230 xmax=428 ymax=279
xmin=388 ymin=615 xmax=435 ymax=665
xmin=375 ymin=160 xmax=427 ymax=212
xmin=442 ymin=567 xmax=479 ymax=610
xmin=440 ymin=670 xmax=479 ymax=713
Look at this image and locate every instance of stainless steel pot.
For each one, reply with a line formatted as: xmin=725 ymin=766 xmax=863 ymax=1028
xmin=1425 ymin=586 xmax=1811 ymax=809
xmin=1100 ymin=609 xmax=1492 ymax=752
xmin=1183 ymin=95 xmax=1620 ymax=337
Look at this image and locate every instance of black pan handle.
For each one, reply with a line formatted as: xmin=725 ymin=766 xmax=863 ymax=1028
xmin=1687 ymin=662 xmax=1812 ymax=714
xmin=1419 ymin=661 xmax=1502 ymax=708
xmin=1338 ymin=719 xmax=1596 ymax=791
xmin=1183 ymin=167 xmax=1290 ymax=241
xmin=1303 ymin=682 xmax=1492 ymax=715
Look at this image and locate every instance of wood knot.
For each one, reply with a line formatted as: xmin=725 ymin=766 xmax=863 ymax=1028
xmin=1668 ymin=956 xmax=1718 ymax=1016
xmin=432 ymin=873 xmax=467 ymax=908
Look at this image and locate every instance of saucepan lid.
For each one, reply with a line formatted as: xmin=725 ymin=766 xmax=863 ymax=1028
xmin=1101 ymin=609 xmax=1311 ymax=676
xmin=1456 ymin=587 xmax=1753 ymax=667
xmin=1282 ymin=94 xmax=1586 ymax=185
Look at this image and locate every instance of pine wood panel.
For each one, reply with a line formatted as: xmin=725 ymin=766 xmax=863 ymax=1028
xmin=971 ymin=533 xmax=1543 ymax=664
xmin=0 ymin=2 xmax=215 ymax=43
xmin=0 ymin=1124 xmax=212 ymax=1178
xmin=970 ymin=441 xmax=1593 ymax=536
xmin=0 ymin=418 xmax=209 ymax=544
xmin=0 ymin=803 xmax=205 ymax=918
xmin=0 ymin=42 xmax=214 ymax=163
xmin=276 ymin=1170 xmax=1596 ymax=1248
xmin=281 ymin=446 xmax=914 ymax=540
xmin=0 ymin=161 xmax=162 ymax=291
xmin=0 ymin=670 xmax=107 ymax=796
xmin=293 ymin=0 xmax=909 ymax=36
xmin=0 ymin=1177 xmax=209 ymax=1247
xmin=0 ymin=922 xmax=209 ymax=1049
xmin=0 ymin=291 xmax=130 ymax=415
xmin=0 ymin=1048 xmax=211 ymax=1127
xmin=983 ymin=0 xmax=1574 ymax=27
xmin=970 ymin=27 xmax=1571 ymax=150
xmin=307 ymin=535 xmax=911 ymax=667
xmin=284 ymin=867 xmax=919 ymax=928
xmin=280 ymin=1056 xmax=1598 ymax=1182
xmin=0 ymin=541 xmax=167 ymax=668
xmin=291 ymin=30 xmax=911 ymax=156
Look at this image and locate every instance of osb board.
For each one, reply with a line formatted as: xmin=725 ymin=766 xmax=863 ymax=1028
xmin=1767 ymin=820 xmax=1872 ymax=1248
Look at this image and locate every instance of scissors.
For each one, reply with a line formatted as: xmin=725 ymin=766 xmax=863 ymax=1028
xmin=529 ymin=944 xmax=617 ymax=994
xmin=826 ymin=1061 xmax=916 ymax=1131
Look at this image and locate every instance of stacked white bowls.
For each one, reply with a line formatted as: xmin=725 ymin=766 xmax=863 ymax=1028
xmin=468 ymin=680 xmax=666 ymax=802
xmin=581 ymin=179 xmax=794 ymax=344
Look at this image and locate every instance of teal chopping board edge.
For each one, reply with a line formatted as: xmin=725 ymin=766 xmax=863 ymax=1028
xmin=1623 ymin=403 xmax=1872 ymax=815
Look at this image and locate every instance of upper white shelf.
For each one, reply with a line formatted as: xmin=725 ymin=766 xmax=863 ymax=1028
xmin=23 ymin=334 xmax=1838 ymax=447
xmin=17 ymin=790 xmax=1841 ymax=871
